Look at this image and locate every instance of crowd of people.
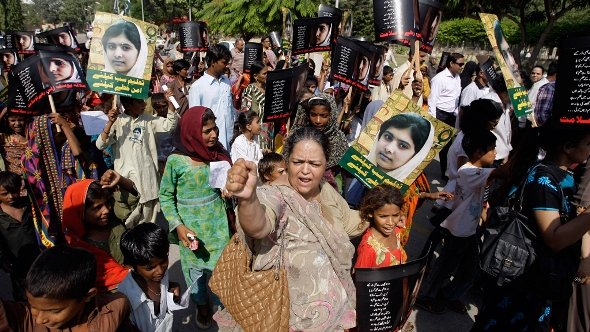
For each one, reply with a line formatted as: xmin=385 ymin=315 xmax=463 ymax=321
xmin=0 ymin=23 xmax=589 ymax=332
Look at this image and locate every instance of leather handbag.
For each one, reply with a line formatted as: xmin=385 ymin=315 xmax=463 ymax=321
xmin=209 ymin=225 xmax=289 ymax=331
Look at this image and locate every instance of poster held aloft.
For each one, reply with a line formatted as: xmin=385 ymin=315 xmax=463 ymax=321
xmin=331 ymin=36 xmax=373 ymax=92
xmin=263 ymin=62 xmax=308 ymax=122
xmin=0 ymin=49 xmax=18 ymax=73
xmin=372 ymin=0 xmax=415 ymax=45
xmin=178 ymin=21 xmax=209 ymax=52
xmin=339 ymin=91 xmax=455 ymax=193
xmin=86 ymin=12 xmax=157 ymax=100
xmin=366 ymin=44 xmax=387 ymax=86
xmin=5 ymin=31 xmax=36 ymax=55
xmin=416 ymin=0 xmax=443 ymax=53
xmin=243 ymin=42 xmax=263 ymax=74
xmin=292 ymin=17 xmax=338 ymax=55
xmin=37 ymin=27 xmax=80 ymax=51
xmin=553 ymin=35 xmax=590 ymax=126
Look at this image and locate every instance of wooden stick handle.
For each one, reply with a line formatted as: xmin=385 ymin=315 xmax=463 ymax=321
xmin=47 ymin=94 xmax=61 ymax=133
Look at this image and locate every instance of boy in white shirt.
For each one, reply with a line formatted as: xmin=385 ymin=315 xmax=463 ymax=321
xmin=416 ymin=130 xmax=498 ymax=314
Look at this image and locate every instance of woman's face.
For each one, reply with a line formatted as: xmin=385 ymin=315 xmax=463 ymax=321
xmin=18 ymin=35 xmax=32 ymax=50
xmin=164 ymin=61 xmax=174 ymax=75
xmin=84 ymin=198 xmax=110 ymax=229
xmin=3 ymin=53 xmax=15 ymax=67
xmin=178 ymin=67 xmax=189 ymax=79
xmin=7 ymin=115 xmax=25 ymax=134
xmin=255 ymin=66 xmax=268 ymax=84
xmin=48 ymin=58 xmax=74 ymax=82
xmin=288 ymin=139 xmax=326 ymax=200
xmin=262 ymin=38 xmax=271 ymax=49
xmin=309 ymin=105 xmax=330 ymax=130
xmin=105 ymin=33 xmax=139 ymax=75
xmin=375 ymin=125 xmax=416 ymax=172
xmin=315 ymin=23 xmax=330 ymax=45
xmin=358 ymin=57 xmax=369 ymax=81
xmin=202 ymin=119 xmax=219 ymax=147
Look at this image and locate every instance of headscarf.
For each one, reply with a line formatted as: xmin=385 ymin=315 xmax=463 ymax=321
xmin=172 ymin=106 xmax=232 ymax=163
xmin=103 ymin=20 xmax=148 ymax=80
xmin=62 ymin=179 xmax=128 ymax=291
xmin=291 ymin=93 xmax=348 ymax=168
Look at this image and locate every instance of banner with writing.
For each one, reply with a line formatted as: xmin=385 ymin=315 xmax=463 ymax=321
xmin=366 ymin=44 xmax=387 ymax=86
xmin=292 ymin=17 xmax=338 ymax=55
xmin=178 ymin=21 xmax=209 ymax=52
xmin=355 ymin=242 xmax=431 ymax=331
xmin=417 ymin=0 xmax=442 ymax=53
xmin=243 ymin=42 xmax=263 ymax=74
xmin=263 ymin=62 xmax=308 ymax=122
xmin=331 ymin=36 xmax=373 ymax=92
xmin=480 ymin=13 xmax=531 ymax=118
xmin=0 ymin=49 xmax=18 ymax=73
xmin=372 ymin=0 xmax=416 ymax=45
xmin=38 ymin=27 xmax=80 ymax=51
xmin=553 ymin=36 xmax=590 ymax=126
xmin=339 ymin=91 xmax=455 ymax=193
xmin=87 ymin=12 xmax=158 ymax=99
xmin=5 ymin=31 xmax=36 ymax=55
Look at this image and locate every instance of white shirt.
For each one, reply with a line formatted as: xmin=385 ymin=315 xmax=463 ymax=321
xmin=460 ymin=81 xmax=489 ymax=107
xmin=482 ymin=91 xmax=512 ymax=161
xmin=441 ymin=163 xmax=494 ymax=237
xmin=189 ymin=71 xmax=236 ymax=150
xmin=428 ymin=68 xmax=461 ymax=117
xmin=437 ymin=132 xmax=467 ymax=209
xmin=528 ymin=77 xmax=549 ymax=110
xmin=391 ymin=60 xmax=414 ymax=98
xmin=230 ymin=134 xmax=262 ymax=164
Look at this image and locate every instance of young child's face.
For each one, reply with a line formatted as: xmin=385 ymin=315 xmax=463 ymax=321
xmin=0 ymin=185 xmax=20 ymax=206
xmin=309 ymin=105 xmax=330 ymax=130
xmin=383 ymin=72 xmax=394 ymax=83
xmin=480 ymin=146 xmax=497 ymax=167
xmin=134 ymin=256 xmax=169 ymax=283
xmin=27 ymin=292 xmax=90 ymax=329
xmin=84 ymin=198 xmax=111 ymax=228
xmin=267 ymin=160 xmax=286 ymax=183
xmin=7 ymin=115 xmax=25 ymax=134
xmin=370 ymin=203 xmax=403 ymax=238
xmin=202 ymin=119 xmax=219 ymax=147
xmin=247 ymin=117 xmax=261 ymax=136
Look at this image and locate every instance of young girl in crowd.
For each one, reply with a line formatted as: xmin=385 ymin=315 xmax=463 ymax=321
xmin=0 ymin=112 xmax=27 ymax=175
xmin=159 ymin=106 xmax=231 ymax=330
xmin=257 ymin=152 xmax=286 ymax=184
xmin=230 ymin=110 xmax=262 ymax=164
xmin=355 ymin=184 xmax=407 ymax=268
xmin=119 ymin=223 xmax=181 ymax=332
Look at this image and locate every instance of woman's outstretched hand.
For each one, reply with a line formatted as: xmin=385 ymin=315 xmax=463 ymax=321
xmin=226 ymin=158 xmax=258 ymax=201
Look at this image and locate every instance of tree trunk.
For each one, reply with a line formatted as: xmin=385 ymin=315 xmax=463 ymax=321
xmin=529 ymin=18 xmax=556 ymax=67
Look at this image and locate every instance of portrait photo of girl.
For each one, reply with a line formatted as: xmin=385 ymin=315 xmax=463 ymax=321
xmin=40 ymin=55 xmax=81 ymax=85
xmin=102 ymin=20 xmax=148 ymax=79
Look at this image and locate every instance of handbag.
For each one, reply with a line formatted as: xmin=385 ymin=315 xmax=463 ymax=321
xmin=209 ymin=210 xmax=289 ymax=331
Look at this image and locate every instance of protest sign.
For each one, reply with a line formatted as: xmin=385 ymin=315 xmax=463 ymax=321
xmin=5 ymin=31 xmax=36 ymax=55
xmin=331 ymin=36 xmax=373 ymax=92
xmin=178 ymin=21 xmax=209 ymax=52
xmin=282 ymin=8 xmax=293 ymax=48
xmin=38 ymin=27 xmax=80 ymax=51
xmin=480 ymin=13 xmax=531 ymax=118
xmin=355 ymin=243 xmax=431 ymax=332
xmin=87 ymin=12 xmax=158 ymax=99
xmin=373 ymin=0 xmax=416 ymax=45
xmin=366 ymin=44 xmax=387 ymax=86
xmin=292 ymin=17 xmax=338 ymax=55
xmin=269 ymin=31 xmax=282 ymax=49
xmin=0 ymin=49 xmax=18 ymax=72
xmin=417 ymin=0 xmax=443 ymax=53
xmin=318 ymin=4 xmax=346 ymax=36
xmin=339 ymin=91 xmax=455 ymax=193
xmin=263 ymin=62 xmax=308 ymax=122
xmin=243 ymin=42 xmax=263 ymax=74
xmin=553 ymin=35 xmax=590 ymax=126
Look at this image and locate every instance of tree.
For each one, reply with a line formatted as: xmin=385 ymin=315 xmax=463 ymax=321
xmin=60 ymin=0 xmax=97 ymax=29
xmin=30 ymin=0 xmax=63 ymax=24
xmin=4 ymin=0 xmax=24 ymax=30
xmin=197 ymin=0 xmax=318 ymax=40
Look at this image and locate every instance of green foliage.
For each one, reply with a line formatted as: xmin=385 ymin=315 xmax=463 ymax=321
xmin=343 ymin=0 xmax=374 ymax=40
xmin=5 ymin=0 xmax=23 ymax=30
xmin=523 ymin=8 xmax=590 ymax=47
xmin=197 ymin=0 xmax=318 ymax=39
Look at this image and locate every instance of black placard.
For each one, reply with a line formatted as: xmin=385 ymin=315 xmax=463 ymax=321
xmin=0 ymin=49 xmax=18 ymax=73
xmin=5 ymin=31 xmax=36 ymax=55
xmin=263 ymin=62 xmax=308 ymax=122
xmin=292 ymin=17 xmax=338 ymax=55
xmin=554 ymin=35 xmax=590 ymax=126
xmin=331 ymin=36 xmax=373 ymax=92
xmin=367 ymin=44 xmax=387 ymax=86
xmin=243 ymin=42 xmax=263 ymax=74
xmin=437 ymin=51 xmax=450 ymax=73
xmin=178 ymin=21 xmax=209 ymax=52
xmin=318 ymin=4 xmax=344 ymax=36
xmin=373 ymin=0 xmax=417 ymax=45
xmin=355 ymin=246 xmax=431 ymax=331
xmin=416 ymin=0 xmax=442 ymax=53
xmin=479 ymin=57 xmax=500 ymax=88
xmin=37 ymin=27 xmax=80 ymax=51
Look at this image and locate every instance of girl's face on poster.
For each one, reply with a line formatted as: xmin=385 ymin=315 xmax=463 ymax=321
xmin=3 ymin=53 xmax=15 ymax=66
xmin=48 ymin=57 xmax=74 ymax=81
xmin=18 ymin=35 xmax=32 ymax=50
xmin=315 ymin=23 xmax=330 ymax=45
xmin=375 ymin=125 xmax=416 ymax=172
xmin=202 ymin=119 xmax=219 ymax=147
xmin=57 ymin=32 xmax=72 ymax=47
xmin=358 ymin=56 xmax=370 ymax=81
xmin=106 ymin=33 xmax=139 ymax=75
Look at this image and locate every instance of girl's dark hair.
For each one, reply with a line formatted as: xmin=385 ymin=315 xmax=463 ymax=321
xmin=4 ymin=113 xmax=27 ymax=135
xmin=250 ymin=61 xmax=266 ymax=76
xmin=460 ymin=99 xmax=503 ymax=134
xmin=305 ymin=96 xmax=331 ymax=115
xmin=378 ymin=113 xmax=431 ymax=153
xmin=120 ymin=223 xmax=169 ymax=267
xmin=25 ymin=245 xmax=96 ymax=301
xmin=172 ymin=59 xmax=190 ymax=74
xmin=359 ymin=184 xmax=404 ymax=222
xmin=0 ymin=171 xmax=22 ymax=194
xmin=84 ymin=181 xmax=112 ymax=211
xmin=151 ymin=92 xmax=166 ymax=105
xmin=284 ymin=127 xmax=330 ymax=163
xmin=202 ymin=107 xmax=216 ymax=124
xmin=462 ymin=130 xmax=497 ymax=158
xmin=383 ymin=65 xmax=394 ymax=76
xmin=102 ymin=21 xmax=141 ymax=53
xmin=258 ymin=152 xmax=285 ymax=182
xmin=229 ymin=110 xmax=259 ymax=147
